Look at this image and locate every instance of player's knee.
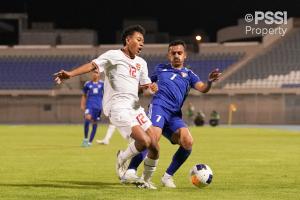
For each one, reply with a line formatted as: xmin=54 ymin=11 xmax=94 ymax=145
xmin=140 ymin=136 xmax=151 ymax=149
xmin=148 ymin=142 xmax=159 ymax=156
xmin=85 ymin=115 xmax=92 ymax=121
xmin=181 ymin=136 xmax=193 ymax=150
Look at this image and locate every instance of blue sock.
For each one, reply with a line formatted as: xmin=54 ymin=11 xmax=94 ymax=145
xmin=128 ymin=149 xmax=148 ymax=170
xmin=166 ymin=146 xmax=192 ymax=176
xmin=89 ymin=123 xmax=98 ymax=143
xmin=84 ymin=120 xmax=90 ymax=139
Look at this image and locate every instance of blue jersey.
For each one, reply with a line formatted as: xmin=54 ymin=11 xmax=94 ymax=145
xmin=151 ymin=64 xmax=201 ymax=112
xmin=83 ymin=80 xmax=104 ymax=109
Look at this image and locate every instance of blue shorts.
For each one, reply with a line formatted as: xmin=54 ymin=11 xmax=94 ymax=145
xmin=85 ymin=108 xmax=101 ymax=121
xmin=148 ymin=104 xmax=187 ymax=143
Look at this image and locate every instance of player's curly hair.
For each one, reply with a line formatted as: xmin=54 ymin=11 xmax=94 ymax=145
xmin=168 ymin=40 xmax=187 ymax=50
xmin=121 ymin=25 xmax=146 ymax=46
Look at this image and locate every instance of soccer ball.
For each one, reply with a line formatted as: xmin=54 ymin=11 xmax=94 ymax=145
xmin=190 ymin=164 xmax=213 ymax=188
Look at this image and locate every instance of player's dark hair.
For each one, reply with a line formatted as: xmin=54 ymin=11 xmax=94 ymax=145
xmin=121 ymin=25 xmax=146 ymax=46
xmin=168 ymin=40 xmax=187 ymax=50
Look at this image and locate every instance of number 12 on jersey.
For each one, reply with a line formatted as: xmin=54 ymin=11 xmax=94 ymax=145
xmin=136 ymin=113 xmax=147 ymax=125
xmin=129 ymin=66 xmax=137 ymax=77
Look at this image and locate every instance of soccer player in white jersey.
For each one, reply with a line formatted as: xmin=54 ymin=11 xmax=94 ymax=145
xmin=53 ymin=25 xmax=159 ymax=189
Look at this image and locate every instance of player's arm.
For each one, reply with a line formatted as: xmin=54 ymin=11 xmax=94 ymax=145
xmin=139 ymin=61 xmax=158 ymax=96
xmin=139 ymin=82 xmax=158 ymax=96
xmin=194 ymin=81 xmax=212 ymax=93
xmin=53 ymin=62 xmax=97 ymax=85
xmin=80 ymin=94 xmax=87 ymax=111
xmin=141 ymin=63 xmax=160 ymax=95
xmin=194 ymin=68 xmax=221 ymax=93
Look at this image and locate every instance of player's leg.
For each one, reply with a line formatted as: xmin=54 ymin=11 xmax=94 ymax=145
xmin=110 ymin=108 xmax=152 ymax=179
xmin=96 ymin=124 xmax=116 ymax=145
xmin=124 ymin=130 xmax=161 ymax=173
xmin=127 ymin=149 xmax=148 ymax=171
xmin=122 ymin=126 xmax=162 ymax=185
xmin=141 ymin=126 xmax=160 ymax=185
xmin=162 ymin=118 xmax=193 ymax=188
xmin=88 ymin=109 xmax=101 ymax=146
xmin=123 ymin=149 xmax=148 ymax=182
xmin=164 ymin=127 xmax=193 ymax=175
xmin=88 ymin=121 xmax=97 ymax=146
xmin=84 ymin=114 xmax=92 ymax=139
xmin=124 ymin=125 xmax=152 ymax=156
xmin=117 ymin=107 xmax=160 ymax=189
xmin=136 ymin=104 xmax=164 ymax=189
xmin=82 ymin=109 xmax=92 ymax=147
xmin=115 ymin=125 xmax=151 ymax=180
xmin=123 ymin=104 xmax=164 ymax=184
xmin=121 ymin=125 xmax=161 ymax=186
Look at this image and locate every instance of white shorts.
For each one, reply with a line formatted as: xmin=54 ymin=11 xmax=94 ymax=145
xmin=109 ymin=107 xmax=152 ymax=140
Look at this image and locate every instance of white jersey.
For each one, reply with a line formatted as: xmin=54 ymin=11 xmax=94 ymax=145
xmin=92 ymin=49 xmax=151 ymax=116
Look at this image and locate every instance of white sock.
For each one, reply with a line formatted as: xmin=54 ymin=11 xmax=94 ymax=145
xmin=143 ymin=156 xmax=159 ymax=182
xmin=126 ymin=169 xmax=136 ymax=175
xmin=163 ymin=172 xmax=172 ymax=178
xmin=120 ymin=142 xmax=139 ymax=161
xmin=103 ymin=124 xmax=116 ymax=141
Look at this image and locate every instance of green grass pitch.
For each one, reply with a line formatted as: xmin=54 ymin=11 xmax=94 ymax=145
xmin=0 ymin=125 xmax=299 ymax=200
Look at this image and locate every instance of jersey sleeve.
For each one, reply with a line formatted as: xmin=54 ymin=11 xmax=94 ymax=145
xmin=189 ymin=70 xmax=201 ymax=88
xmin=82 ymin=82 xmax=89 ymax=95
xmin=92 ymin=50 xmax=114 ymax=73
xmin=139 ymin=60 xmax=152 ymax=85
xmin=100 ymin=82 xmax=104 ymax=94
xmin=150 ymin=65 xmax=159 ymax=82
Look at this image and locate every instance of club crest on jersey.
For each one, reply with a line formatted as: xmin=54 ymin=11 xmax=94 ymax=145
xmin=181 ymin=72 xmax=188 ymax=77
xmin=136 ymin=63 xmax=141 ymax=70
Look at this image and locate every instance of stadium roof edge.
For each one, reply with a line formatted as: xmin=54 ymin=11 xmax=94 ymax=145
xmin=13 ymin=45 xmax=52 ymax=49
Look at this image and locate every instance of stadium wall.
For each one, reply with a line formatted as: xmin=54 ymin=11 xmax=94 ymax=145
xmin=0 ymin=90 xmax=299 ymax=124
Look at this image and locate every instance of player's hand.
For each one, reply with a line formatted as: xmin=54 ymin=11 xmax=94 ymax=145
xmin=149 ymin=82 xmax=158 ymax=93
xmin=208 ymin=68 xmax=222 ymax=82
xmin=53 ymin=70 xmax=71 ymax=85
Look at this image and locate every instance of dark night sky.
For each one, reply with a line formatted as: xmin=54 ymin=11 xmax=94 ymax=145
xmin=1 ymin=0 xmax=299 ymax=43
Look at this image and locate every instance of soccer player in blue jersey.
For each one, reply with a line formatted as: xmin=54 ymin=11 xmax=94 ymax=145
xmin=121 ymin=40 xmax=221 ymax=187
xmin=80 ymin=69 xmax=104 ymax=147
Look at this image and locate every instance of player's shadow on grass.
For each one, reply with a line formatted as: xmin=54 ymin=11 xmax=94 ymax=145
xmin=0 ymin=180 xmax=124 ymax=190
xmin=50 ymin=180 xmax=123 ymax=189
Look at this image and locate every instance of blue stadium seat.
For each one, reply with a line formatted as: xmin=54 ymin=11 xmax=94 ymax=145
xmin=0 ymin=55 xmax=89 ymax=89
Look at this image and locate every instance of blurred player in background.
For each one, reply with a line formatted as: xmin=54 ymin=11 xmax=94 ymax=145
xmin=80 ymin=69 xmax=104 ymax=147
xmin=53 ymin=25 xmax=159 ymax=189
xmin=186 ymin=102 xmax=195 ymax=126
xmin=122 ymin=40 xmax=221 ymax=188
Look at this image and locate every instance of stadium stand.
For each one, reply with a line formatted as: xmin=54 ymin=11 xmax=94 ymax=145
xmin=0 ymin=54 xmax=91 ymax=89
xmin=0 ymin=47 xmax=245 ymax=89
xmin=222 ymin=27 xmax=300 ymax=89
